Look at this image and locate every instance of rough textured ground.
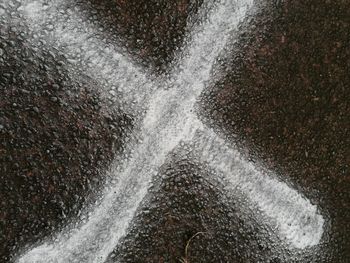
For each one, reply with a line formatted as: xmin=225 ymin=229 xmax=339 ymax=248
xmin=108 ymin=153 xmax=301 ymax=263
xmin=1 ymin=0 xmax=349 ymax=262
xmin=0 ymin=22 xmax=132 ymax=262
xmin=200 ymin=0 xmax=350 ymax=262
xmin=82 ymin=0 xmax=204 ymax=71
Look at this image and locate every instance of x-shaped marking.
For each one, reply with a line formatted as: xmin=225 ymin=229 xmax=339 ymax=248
xmin=14 ymin=0 xmax=325 ymax=262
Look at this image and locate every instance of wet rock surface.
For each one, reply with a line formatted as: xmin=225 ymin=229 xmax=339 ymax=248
xmin=1 ymin=0 xmax=349 ymax=262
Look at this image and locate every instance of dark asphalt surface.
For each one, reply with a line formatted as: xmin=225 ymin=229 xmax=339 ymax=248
xmin=0 ymin=20 xmax=133 ymax=261
xmin=200 ymin=1 xmax=350 ymax=261
xmin=1 ymin=0 xmax=349 ymax=262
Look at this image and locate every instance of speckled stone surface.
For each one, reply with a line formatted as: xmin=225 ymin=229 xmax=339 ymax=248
xmin=0 ymin=22 xmax=132 ymax=261
xmin=200 ymin=0 xmax=350 ymax=261
xmin=1 ymin=0 xmax=349 ymax=262
xmin=82 ymin=0 xmax=204 ymax=71
xmin=107 ymin=153 xmax=302 ymax=263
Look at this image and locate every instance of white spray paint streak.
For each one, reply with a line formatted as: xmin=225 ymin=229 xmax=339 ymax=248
xmin=19 ymin=0 xmax=154 ymax=113
xmin=191 ymin=128 xmax=324 ymax=249
xmin=16 ymin=0 xmax=255 ymax=262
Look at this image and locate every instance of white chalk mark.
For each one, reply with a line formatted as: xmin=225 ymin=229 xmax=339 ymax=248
xmin=19 ymin=0 xmax=155 ymax=114
xmin=14 ymin=0 xmax=325 ymax=262
xmin=191 ymin=128 xmax=325 ymax=249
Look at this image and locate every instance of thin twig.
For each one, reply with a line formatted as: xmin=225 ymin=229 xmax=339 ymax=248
xmin=180 ymin=232 xmax=206 ymax=263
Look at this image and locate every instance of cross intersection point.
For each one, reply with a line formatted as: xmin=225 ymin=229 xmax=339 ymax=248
xmin=15 ymin=0 xmax=325 ymax=262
